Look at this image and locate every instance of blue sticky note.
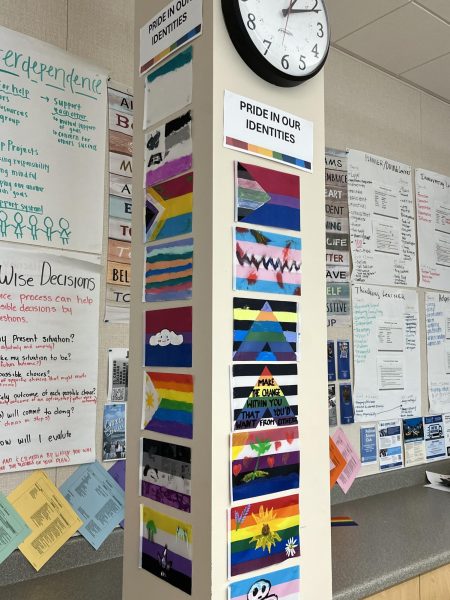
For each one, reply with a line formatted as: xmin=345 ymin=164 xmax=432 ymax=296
xmin=0 ymin=493 xmax=31 ymax=565
xmin=328 ymin=340 xmax=336 ymax=382
xmin=60 ymin=461 xmax=125 ymax=550
xmin=360 ymin=427 xmax=377 ymax=464
xmin=340 ymin=383 xmax=354 ymax=424
xmin=337 ymin=340 xmax=351 ymax=380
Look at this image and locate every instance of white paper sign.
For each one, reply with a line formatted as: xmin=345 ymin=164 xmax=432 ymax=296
xmin=140 ymin=0 xmax=203 ymax=76
xmin=0 ymin=246 xmax=100 ymax=472
xmin=224 ymin=90 xmax=314 ymax=173
xmin=0 ymin=26 xmax=107 ymax=254
xmin=416 ymin=169 xmax=450 ymax=291
xmin=425 ymin=292 xmax=450 ymax=414
xmin=352 ymin=284 xmax=421 ymax=421
xmin=347 ymin=149 xmax=416 ymax=287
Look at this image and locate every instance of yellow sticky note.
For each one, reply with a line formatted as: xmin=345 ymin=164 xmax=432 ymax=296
xmin=7 ymin=471 xmax=83 ymax=571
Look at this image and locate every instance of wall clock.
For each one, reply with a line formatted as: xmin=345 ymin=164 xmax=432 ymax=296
xmin=222 ymin=0 xmax=331 ymax=87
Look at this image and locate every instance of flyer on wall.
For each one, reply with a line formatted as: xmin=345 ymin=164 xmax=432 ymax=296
xmin=352 ymin=284 xmax=421 ymax=421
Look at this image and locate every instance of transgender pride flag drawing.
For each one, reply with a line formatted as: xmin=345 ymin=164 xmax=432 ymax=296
xmin=228 ymin=566 xmax=300 ymax=600
xmin=234 ymin=227 xmax=302 ymax=296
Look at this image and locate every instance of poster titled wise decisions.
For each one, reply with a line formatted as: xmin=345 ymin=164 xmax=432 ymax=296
xmin=0 ymin=246 xmax=100 ymax=471
xmin=0 ymin=26 xmax=107 ymax=253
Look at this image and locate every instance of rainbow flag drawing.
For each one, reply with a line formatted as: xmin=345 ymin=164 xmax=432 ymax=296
xmin=141 ymin=504 xmax=192 ymax=594
xmin=229 ymin=494 xmax=300 ymax=577
xmin=144 ymin=238 xmax=193 ymax=302
xmin=228 ymin=565 xmax=300 ymax=600
xmin=142 ymin=371 xmax=193 ymax=440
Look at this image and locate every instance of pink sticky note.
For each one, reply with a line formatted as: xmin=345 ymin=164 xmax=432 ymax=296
xmin=332 ymin=428 xmax=361 ymax=494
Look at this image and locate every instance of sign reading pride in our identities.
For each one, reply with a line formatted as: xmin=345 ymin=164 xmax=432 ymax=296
xmin=224 ymin=90 xmax=314 ymax=173
xmin=140 ymin=0 xmax=203 ymax=76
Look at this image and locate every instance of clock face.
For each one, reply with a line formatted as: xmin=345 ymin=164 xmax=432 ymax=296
xmin=223 ymin=0 xmax=330 ymax=86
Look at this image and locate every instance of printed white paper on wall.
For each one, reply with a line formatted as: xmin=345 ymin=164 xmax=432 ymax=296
xmin=0 ymin=246 xmax=100 ymax=471
xmin=0 ymin=26 xmax=107 ymax=254
xmin=352 ymin=284 xmax=421 ymax=421
xmin=224 ymin=90 xmax=314 ymax=173
xmin=347 ymin=149 xmax=416 ymax=287
xmin=416 ymin=169 xmax=450 ymax=291
xmin=425 ymin=292 xmax=450 ymax=414
xmin=378 ymin=420 xmax=404 ymax=471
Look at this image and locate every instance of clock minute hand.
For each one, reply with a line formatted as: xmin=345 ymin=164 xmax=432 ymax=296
xmin=282 ymin=7 xmax=321 ymax=15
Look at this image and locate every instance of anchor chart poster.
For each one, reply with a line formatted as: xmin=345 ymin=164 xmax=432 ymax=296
xmin=0 ymin=26 xmax=107 ymax=253
xmin=0 ymin=246 xmax=100 ymax=471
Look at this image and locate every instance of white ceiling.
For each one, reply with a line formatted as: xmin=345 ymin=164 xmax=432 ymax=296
xmin=327 ymin=0 xmax=450 ymax=102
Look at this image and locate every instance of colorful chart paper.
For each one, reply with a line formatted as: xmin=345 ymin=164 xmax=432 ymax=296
xmin=233 ymin=298 xmax=299 ymax=362
xmin=144 ymin=46 xmax=193 ymax=129
xmin=0 ymin=493 xmax=31 ymax=565
xmin=8 ymin=471 xmax=82 ymax=571
xmin=231 ymin=426 xmax=300 ymax=502
xmin=141 ymin=438 xmax=191 ymax=512
xmin=231 ymin=363 xmax=298 ymax=431
xmin=141 ymin=504 xmax=192 ymax=594
xmin=145 ymin=238 xmax=193 ymax=302
xmin=235 ymin=162 xmax=301 ymax=231
xmin=143 ymin=371 xmax=194 ymax=439
xmin=145 ymin=111 xmax=192 ymax=187
xmin=146 ymin=172 xmax=193 ymax=242
xmin=234 ymin=227 xmax=302 ymax=296
xmin=229 ymin=494 xmax=300 ymax=577
xmin=60 ymin=461 xmax=125 ymax=550
xmin=228 ymin=565 xmax=300 ymax=600
xmin=145 ymin=306 xmax=193 ymax=368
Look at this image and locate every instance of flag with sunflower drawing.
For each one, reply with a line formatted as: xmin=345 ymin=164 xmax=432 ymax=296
xmin=229 ymin=494 xmax=300 ymax=577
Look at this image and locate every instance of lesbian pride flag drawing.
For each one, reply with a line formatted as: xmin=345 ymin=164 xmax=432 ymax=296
xmin=229 ymin=565 xmax=300 ymax=600
xmin=229 ymin=494 xmax=300 ymax=577
xmin=234 ymin=227 xmax=302 ymax=296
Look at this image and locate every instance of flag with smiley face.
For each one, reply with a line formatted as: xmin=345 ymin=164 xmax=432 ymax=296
xmin=145 ymin=306 xmax=192 ymax=368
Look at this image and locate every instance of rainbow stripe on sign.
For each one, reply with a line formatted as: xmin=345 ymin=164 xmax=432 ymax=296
xmin=140 ymin=25 xmax=202 ymax=74
xmin=226 ymin=137 xmax=311 ymax=171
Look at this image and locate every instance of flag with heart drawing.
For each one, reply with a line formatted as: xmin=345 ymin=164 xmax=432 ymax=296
xmin=230 ymin=425 xmax=300 ymax=502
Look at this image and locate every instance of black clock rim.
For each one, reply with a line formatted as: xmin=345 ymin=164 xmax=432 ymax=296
xmin=222 ymin=0 xmax=330 ymax=88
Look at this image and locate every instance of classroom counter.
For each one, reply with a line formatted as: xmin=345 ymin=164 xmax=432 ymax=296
xmin=332 ymin=470 xmax=450 ymax=600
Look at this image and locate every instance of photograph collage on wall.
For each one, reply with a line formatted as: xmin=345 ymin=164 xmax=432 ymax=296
xmin=140 ymin=41 xmax=195 ymax=594
xmin=106 ymin=85 xmax=133 ymax=323
xmin=229 ymin=153 xmax=302 ymax=586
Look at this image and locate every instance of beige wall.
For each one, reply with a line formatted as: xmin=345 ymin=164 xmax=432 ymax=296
xmin=325 ymin=47 xmax=450 ymax=476
xmin=124 ymin=1 xmax=332 ymax=599
xmin=0 ymin=0 xmax=133 ymax=495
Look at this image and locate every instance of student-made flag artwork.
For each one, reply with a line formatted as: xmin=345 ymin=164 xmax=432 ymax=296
xmin=141 ymin=505 xmax=192 ymax=594
xmin=233 ymin=298 xmax=299 ymax=362
xmin=234 ymin=228 xmax=302 ymax=296
xmin=145 ymin=172 xmax=193 ymax=242
xmin=145 ymin=306 xmax=192 ymax=368
xmin=231 ymin=363 xmax=298 ymax=431
xmin=231 ymin=426 xmax=300 ymax=502
xmin=143 ymin=371 xmax=193 ymax=439
xmin=235 ymin=162 xmax=301 ymax=231
xmin=144 ymin=46 xmax=193 ymax=129
xmin=141 ymin=438 xmax=191 ymax=512
xmin=144 ymin=238 xmax=193 ymax=302
xmin=228 ymin=565 xmax=300 ymax=600
xmin=229 ymin=494 xmax=300 ymax=577
xmin=145 ymin=111 xmax=192 ymax=187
